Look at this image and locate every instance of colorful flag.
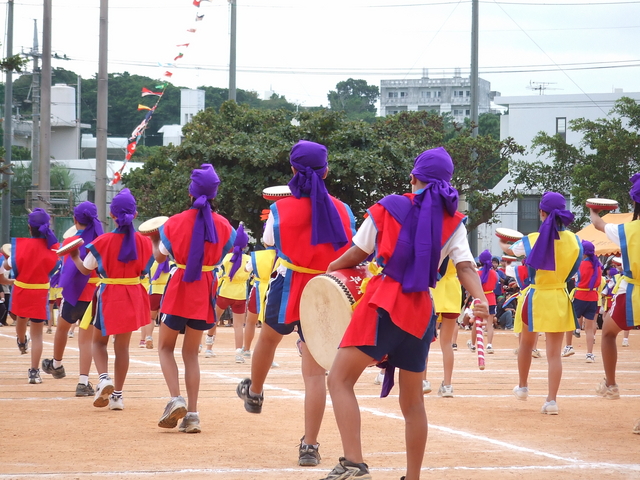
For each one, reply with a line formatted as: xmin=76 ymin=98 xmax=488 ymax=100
xmin=187 ymin=28 xmax=196 ymax=33
xmin=176 ymin=43 xmax=190 ymax=47
xmin=141 ymin=87 xmax=163 ymax=97
xmin=193 ymin=0 xmax=201 ymax=6
xmin=155 ymin=84 xmax=166 ymax=89
xmin=196 ymin=13 xmax=204 ymax=21
xmin=174 ymin=53 xmax=184 ymax=61
xmin=164 ymin=71 xmax=173 ymax=77
xmin=138 ymin=104 xmax=153 ymax=111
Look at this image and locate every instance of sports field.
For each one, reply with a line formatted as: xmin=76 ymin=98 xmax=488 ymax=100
xmin=1 ymin=326 xmax=638 ymax=479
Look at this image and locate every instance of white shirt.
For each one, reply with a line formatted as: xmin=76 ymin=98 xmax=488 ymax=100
xmin=604 ymin=223 xmax=628 ymax=294
xmin=262 ymin=212 xmax=275 ymax=247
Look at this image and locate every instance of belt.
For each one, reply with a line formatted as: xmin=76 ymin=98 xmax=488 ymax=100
xmin=88 ymin=278 xmax=101 ymax=285
xmin=279 ymin=259 xmax=324 ymax=275
xmin=530 ymin=283 xmax=567 ymax=290
xmin=575 ymin=287 xmax=596 ymax=292
xmin=99 ymin=277 xmax=142 ymax=285
xmin=483 ymin=290 xmax=494 ymax=295
xmin=14 ymin=280 xmax=50 ymax=290
xmin=175 ymin=263 xmax=215 ymax=272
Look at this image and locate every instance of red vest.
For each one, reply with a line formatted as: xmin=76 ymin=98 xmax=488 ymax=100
xmin=479 ymin=268 xmax=499 ymax=306
xmin=574 ymin=259 xmax=601 ymax=302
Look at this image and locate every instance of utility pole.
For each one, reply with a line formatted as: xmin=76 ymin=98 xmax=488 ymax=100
xmin=96 ymin=0 xmax=108 ymax=222
xmin=228 ymin=0 xmax=237 ymax=101
xmin=30 ymin=19 xmax=41 ymax=191
xmin=1 ymin=0 xmax=14 ymax=243
xmin=39 ymin=0 xmax=52 ymax=209
xmin=468 ymin=0 xmax=479 ymax=254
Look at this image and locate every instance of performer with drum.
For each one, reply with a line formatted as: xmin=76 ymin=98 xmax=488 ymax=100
xmin=588 ymin=176 xmax=640 ymax=434
xmin=69 ymin=189 xmax=153 ymax=411
xmin=139 ymin=258 xmax=171 ymax=349
xmin=236 ymin=140 xmax=355 ymax=466
xmin=152 ymin=164 xmax=235 ymax=433
xmin=475 ymin=249 xmax=499 ymax=354
xmin=320 ymin=147 xmax=489 ymax=480
xmin=41 ymin=202 xmax=103 ymax=396
xmin=501 ymin=192 xmax=582 ymax=415
xmin=2 ymin=209 xmax=60 ymax=384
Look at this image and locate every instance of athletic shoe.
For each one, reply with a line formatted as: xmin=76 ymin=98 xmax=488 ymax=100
xmin=109 ymin=395 xmax=124 ymax=411
xmin=93 ymin=377 xmax=115 ymax=408
xmin=298 ymin=436 xmax=321 ymax=466
xmin=46 ymin=325 xmax=52 ymax=334
xmin=28 ymin=368 xmax=42 ymax=384
xmin=513 ymin=385 xmax=529 ymax=401
xmin=205 ymin=335 xmax=214 ymax=346
xmin=437 ymin=382 xmax=454 ymax=398
xmin=271 ymin=361 xmax=279 ymax=368
xmin=158 ymin=396 xmax=187 ymax=428
xmin=541 ymin=400 xmax=559 ymax=415
xmin=452 ymin=343 xmax=457 ymax=351
xmin=204 ymin=348 xmax=216 ymax=357
xmin=243 ymin=349 xmax=252 ymax=358
xmin=573 ymin=329 xmax=581 ymax=338
xmin=622 ymin=338 xmax=629 ymax=347
xmin=373 ymin=372 xmax=384 ymax=385
xmin=422 ymin=380 xmax=432 ymax=394
xmin=585 ymin=353 xmax=596 ymax=363
xmin=595 ymin=378 xmax=620 ymax=399
xmin=145 ymin=336 xmax=153 ymax=349
xmin=235 ymin=348 xmax=245 ymax=364
xmin=16 ymin=336 xmax=28 ymax=354
xmin=237 ymin=378 xmax=263 ymax=414
xmin=75 ymin=382 xmax=95 ymax=397
xmin=486 ymin=344 xmax=494 ymax=354
xmin=561 ymin=345 xmax=574 ymax=357
xmin=68 ymin=330 xmax=74 ymax=338
xmin=320 ymin=457 xmax=371 ymax=480
xmin=633 ymin=418 xmax=640 ymax=435
xmin=531 ymin=349 xmax=541 ymax=358
xmin=467 ymin=340 xmax=476 ymax=352
xmin=296 ymin=338 xmax=303 ymax=357
xmin=138 ymin=340 xmax=146 ymax=348
xmin=178 ymin=412 xmax=201 ymax=433
xmin=41 ymin=358 xmax=66 ymax=379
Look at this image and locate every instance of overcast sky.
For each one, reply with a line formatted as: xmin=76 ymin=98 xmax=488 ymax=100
xmin=2 ymin=0 xmax=640 ymax=108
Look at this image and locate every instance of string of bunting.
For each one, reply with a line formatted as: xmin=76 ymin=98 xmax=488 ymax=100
xmin=110 ymin=0 xmax=211 ymax=185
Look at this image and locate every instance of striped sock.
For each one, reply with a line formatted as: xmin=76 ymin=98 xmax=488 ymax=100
xmin=99 ymin=373 xmax=109 ymax=382
xmin=112 ymin=390 xmax=123 ymax=399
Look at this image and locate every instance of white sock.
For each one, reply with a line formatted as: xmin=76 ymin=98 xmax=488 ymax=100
xmin=53 ymin=359 xmax=63 ymax=369
xmin=79 ymin=375 xmax=89 ymax=386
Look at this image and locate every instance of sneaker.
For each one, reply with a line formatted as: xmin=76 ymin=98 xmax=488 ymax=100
xmin=298 ymin=435 xmax=321 ymax=466
xmin=467 ymin=340 xmax=476 ymax=352
xmin=633 ymin=418 xmax=640 ymax=435
xmin=235 ymin=348 xmax=245 ymax=364
xmin=41 ymin=359 xmax=66 ymax=379
xmin=320 ymin=457 xmax=371 ymax=480
xmin=68 ymin=330 xmax=74 ymax=338
xmin=93 ymin=377 xmax=115 ymax=408
xmin=145 ymin=335 xmax=153 ymax=349
xmin=373 ymin=372 xmax=384 ymax=385
xmin=205 ymin=335 xmax=214 ymax=346
xmin=17 ymin=336 xmax=28 ymax=354
xmin=109 ymin=395 xmax=124 ymax=411
xmin=513 ymin=385 xmax=529 ymax=401
xmin=46 ymin=325 xmax=52 ymax=334
xmin=422 ymin=380 xmax=432 ymax=394
xmin=158 ymin=396 xmax=187 ymax=428
xmin=243 ymin=349 xmax=252 ymax=358
xmin=486 ymin=344 xmax=494 ymax=354
xmin=75 ymin=382 xmax=95 ymax=397
xmin=622 ymin=339 xmax=629 ymax=347
xmin=178 ymin=412 xmax=201 ymax=433
xmin=595 ymin=378 xmax=620 ymax=399
xmin=531 ymin=349 xmax=541 ymax=358
xmin=237 ymin=378 xmax=263 ymax=414
xmin=296 ymin=338 xmax=303 ymax=357
xmin=561 ymin=345 xmax=574 ymax=357
xmin=28 ymin=368 xmax=42 ymax=384
xmin=139 ymin=340 xmax=146 ymax=348
xmin=585 ymin=353 xmax=596 ymax=363
xmin=271 ymin=361 xmax=279 ymax=368
xmin=204 ymin=349 xmax=216 ymax=358
xmin=452 ymin=343 xmax=458 ymax=351
xmin=438 ymin=381 xmax=454 ymax=398
xmin=541 ymin=400 xmax=559 ymax=415
xmin=573 ymin=329 xmax=581 ymax=338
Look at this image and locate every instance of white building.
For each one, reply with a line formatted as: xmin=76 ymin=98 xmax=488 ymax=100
xmin=477 ymin=90 xmax=640 ymax=255
xmin=157 ymin=88 xmax=205 ymax=146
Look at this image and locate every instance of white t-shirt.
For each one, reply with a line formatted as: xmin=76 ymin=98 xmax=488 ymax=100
xmin=604 ymin=223 xmax=628 ymax=294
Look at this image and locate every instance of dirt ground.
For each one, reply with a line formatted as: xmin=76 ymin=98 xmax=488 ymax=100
xmin=0 ymin=322 xmax=639 ymax=480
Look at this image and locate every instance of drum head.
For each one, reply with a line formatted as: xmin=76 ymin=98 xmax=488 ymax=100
xmin=1 ymin=243 xmax=10 ymax=258
xmin=56 ymin=238 xmax=84 ymax=256
xmin=300 ymin=275 xmax=354 ymax=371
xmin=63 ymin=226 xmax=78 ymax=239
xmin=586 ymin=198 xmax=618 ymax=210
xmin=495 ymin=227 xmax=523 ymax=242
xmin=139 ymin=216 xmax=168 ymax=235
xmin=262 ymin=185 xmax=291 ymax=201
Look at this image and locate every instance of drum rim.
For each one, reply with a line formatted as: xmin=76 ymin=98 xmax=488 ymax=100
xmin=57 ymin=237 xmax=84 ymax=255
xmin=495 ymin=227 xmax=524 ymax=239
xmin=138 ymin=216 xmax=169 ymax=233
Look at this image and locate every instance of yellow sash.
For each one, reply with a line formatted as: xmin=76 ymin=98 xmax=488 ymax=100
xmin=175 ymin=263 xmax=215 ymax=272
xmin=530 ymin=283 xmax=566 ymax=290
xmin=88 ymin=278 xmax=101 ymax=285
xmin=79 ymin=301 xmax=94 ymax=330
xmin=99 ymin=277 xmax=142 ymax=285
xmin=15 ymin=280 xmax=50 ymax=290
xmin=279 ymin=259 xmax=324 ymax=275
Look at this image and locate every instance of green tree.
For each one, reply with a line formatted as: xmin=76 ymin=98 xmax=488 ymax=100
xmin=327 ymin=79 xmax=379 ymax=123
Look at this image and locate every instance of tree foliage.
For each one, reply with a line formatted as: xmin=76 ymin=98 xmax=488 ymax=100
xmin=327 ymin=79 xmax=379 ymax=123
xmin=123 ymin=103 xmax=525 ymax=238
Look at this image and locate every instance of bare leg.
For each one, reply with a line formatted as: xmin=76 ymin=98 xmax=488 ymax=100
xmin=77 ymin=325 xmax=93 ymax=377
xmin=486 ymin=315 xmax=495 ymax=346
xmin=398 ymin=369 xmax=428 ymax=480
xmin=183 ymin=326 xmax=203 ymax=412
xmin=545 ymin=332 xmax=564 ymax=402
xmin=249 ymin=323 xmax=283 ymax=395
xmin=517 ymin=329 xmax=536 ymax=387
xmin=52 ymin=318 xmax=71 ymax=360
xmin=243 ymin=311 xmax=258 ymax=351
xmin=585 ymin=317 xmax=597 ymax=354
xmin=232 ymin=312 xmax=245 ymax=350
xmin=564 ymin=330 xmax=573 ymax=347
xmin=30 ymin=321 xmax=44 ymax=370
xmin=15 ymin=316 xmax=28 ymax=345
xmin=439 ymin=318 xmax=456 ymax=385
xmin=112 ymin=331 xmax=132 ymax=392
xmin=158 ymin=323 xmax=181 ymax=396
xmin=92 ymin=327 xmax=109 ymax=375
xmin=300 ymin=340 xmax=327 ymax=445
xmin=601 ymin=312 xmax=621 ymax=386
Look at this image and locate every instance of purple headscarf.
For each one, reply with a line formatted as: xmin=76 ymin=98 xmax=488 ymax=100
xmin=229 ymin=223 xmax=249 ymax=280
xmin=525 ymin=192 xmax=574 ymax=271
xmin=287 ymin=140 xmax=348 ymax=250
xmin=59 ymin=202 xmax=104 ymax=305
xmin=478 ymin=249 xmax=493 ymax=284
xmin=581 ymin=240 xmax=602 ymax=290
xmin=28 ymin=208 xmax=58 ymax=249
xmin=110 ymin=188 xmax=138 ymax=263
xmin=609 ymin=267 xmax=619 ymax=277
xmin=185 ymin=164 xmax=220 ymax=282
xmin=151 ymin=258 xmax=171 ymax=281
xmin=380 ymin=147 xmax=459 ymax=293
xmin=630 ymin=173 xmax=640 ymax=203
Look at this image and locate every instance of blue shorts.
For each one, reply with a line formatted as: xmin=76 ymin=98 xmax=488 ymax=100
xmin=161 ymin=313 xmax=214 ymax=332
xmin=356 ymin=309 xmax=436 ymax=373
xmin=263 ymin=274 xmax=305 ymax=341
xmin=61 ymin=300 xmax=91 ymax=324
xmin=573 ymin=299 xmax=598 ymax=321
xmin=489 ymin=305 xmax=497 ymax=316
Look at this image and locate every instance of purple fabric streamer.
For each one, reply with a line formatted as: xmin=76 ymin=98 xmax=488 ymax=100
xmin=478 ymin=249 xmax=493 ymax=284
xmin=151 ymin=258 xmax=170 ymax=282
xmin=287 ymin=140 xmax=348 ymax=250
xmin=229 ymin=224 xmax=249 ymax=281
xmin=581 ymin=240 xmax=602 ymax=290
xmin=185 ymin=164 xmax=220 ymax=282
xmin=27 ymin=208 xmax=58 ymax=249
xmin=379 ymin=147 xmax=459 ymax=293
xmin=110 ymin=188 xmax=138 ymax=263
xmin=630 ymin=173 xmax=640 ymax=203
xmin=525 ymin=192 xmax=574 ymax=271
xmin=375 ymin=360 xmax=395 ymax=398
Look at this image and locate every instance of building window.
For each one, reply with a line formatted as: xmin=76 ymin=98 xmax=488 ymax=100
xmin=556 ymin=117 xmax=567 ymax=142
xmin=422 ymin=91 xmax=431 ymax=98
xmin=400 ymin=92 xmax=407 ymax=97
xmin=466 ymin=90 xmax=471 ymax=97
xmin=454 ymin=90 xmax=465 ymax=97
xmin=388 ymin=92 xmax=398 ymax=98
xmin=465 ymin=109 xmax=470 ymax=116
xmin=518 ymin=195 xmax=542 ymax=235
xmin=435 ymin=91 xmax=441 ymax=98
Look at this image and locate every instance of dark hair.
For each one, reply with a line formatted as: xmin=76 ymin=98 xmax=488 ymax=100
xmin=189 ymin=197 xmax=217 ymax=212
xmin=634 ymin=201 xmax=640 ymax=221
xmin=29 ymin=225 xmax=41 ymax=238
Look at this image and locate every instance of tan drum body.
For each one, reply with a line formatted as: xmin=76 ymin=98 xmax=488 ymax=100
xmin=299 ymin=266 xmax=371 ymax=370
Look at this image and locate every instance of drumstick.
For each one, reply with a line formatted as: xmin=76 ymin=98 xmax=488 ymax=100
xmin=473 ymin=299 xmax=485 ymax=371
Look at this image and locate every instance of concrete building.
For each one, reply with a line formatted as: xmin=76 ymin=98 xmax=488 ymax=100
xmin=157 ymin=88 xmax=205 ymax=146
xmin=379 ymin=68 xmax=498 ymax=121
xmin=477 ymin=90 xmax=640 ymax=255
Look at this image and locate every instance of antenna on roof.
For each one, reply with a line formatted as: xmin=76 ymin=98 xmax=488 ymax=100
xmin=526 ymin=81 xmax=562 ymax=95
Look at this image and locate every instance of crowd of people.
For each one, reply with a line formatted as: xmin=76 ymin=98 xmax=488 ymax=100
xmin=1 ymin=142 xmax=639 ymax=480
